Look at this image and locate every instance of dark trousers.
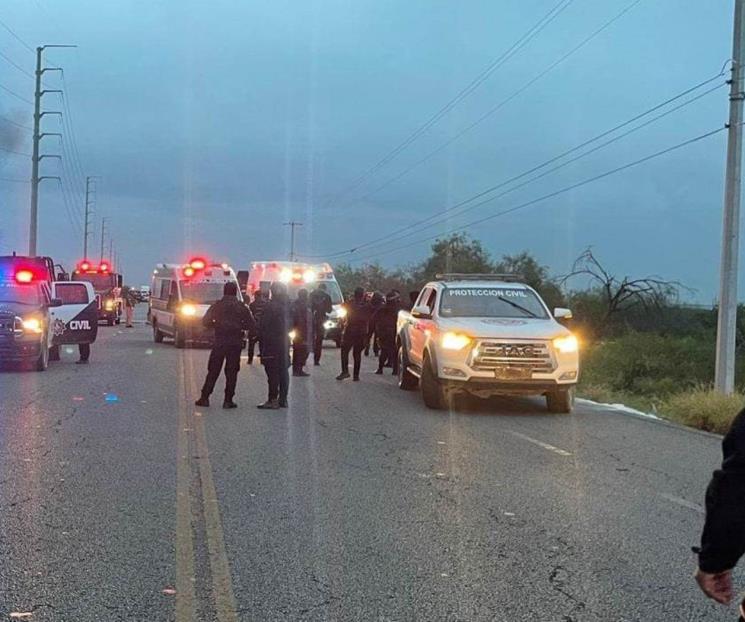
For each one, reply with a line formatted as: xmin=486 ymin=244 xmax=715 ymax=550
xmin=341 ymin=334 xmax=365 ymax=378
xmin=247 ymin=336 xmax=259 ymax=363
xmin=292 ymin=343 xmax=309 ymax=373
xmin=78 ymin=343 xmax=90 ymax=362
xmin=377 ymin=339 xmax=397 ymax=373
xmin=263 ymin=357 xmax=289 ymax=403
xmin=313 ymin=326 xmax=324 ymax=364
xmin=200 ymin=344 xmax=242 ymax=401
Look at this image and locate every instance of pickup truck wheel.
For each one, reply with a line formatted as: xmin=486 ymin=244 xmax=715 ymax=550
xmin=546 ymin=387 xmax=575 ymax=414
xmin=174 ymin=326 xmax=186 ymax=349
xmin=153 ymin=322 xmax=164 ymax=343
xmin=397 ymin=348 xmax=418 ymax=390
xmin=35 ymin=340 xmax=49 ymax=372
xmin=49 ymin=345 xmax=60 ymax=361
xmin=421 ymin=357 xmax=447 ymax=410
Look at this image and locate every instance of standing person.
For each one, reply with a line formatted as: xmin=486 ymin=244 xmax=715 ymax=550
xmin=195 ymin=282 xmax=256 ymax=409
xmin=370 ymin=290 xmax=400 ymax=375
xmin=247 ymin=289 xmax=268 ymax=364
xmin=365 ymin=291 xmax=385 ymax=357
xmin=121 ymin=284 xmax=137 ymax=328
xmin=290 ymin=288 xmax=313 ymax=377
xmin=310 ymin=283 xmax=333 ymax=366
xmin=336 ymin=287 xmax=371 ymax=382
xmin=257 ymin=282 xmax=291 ymax=409
xmin=695 ymin=407 xmax=745 ymax=618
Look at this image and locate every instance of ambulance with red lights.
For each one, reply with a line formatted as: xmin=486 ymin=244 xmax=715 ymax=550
xmin=245 ymin=261 xmax=346 ymax=345
xmin=148 ymin=258 xmax=243 ymax=348
xmin=0 ymin=255 xmax=98 ymax=370
xmin=72 ymin=260 xmax=123 ymax=326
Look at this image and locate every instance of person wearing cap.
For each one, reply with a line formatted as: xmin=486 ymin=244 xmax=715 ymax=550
xmin=195 ymin=282 xmax=256 ymax=409
xmin=336 ymin=287 xmax=371 ymax=381
xmin=257 ymin=282 xmax=292 ymax=409
xmin=370 ymin=290 xmax=401 ymax=375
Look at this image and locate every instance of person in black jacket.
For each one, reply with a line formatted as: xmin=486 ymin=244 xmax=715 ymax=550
xmin=696 ymin=407 xmax=745 ymax=616
xmin=257 ymin=282 xmax=291 ymax=409
xmin=364 ymin=291 xmax=385 ymax=357
xmin=195 ymin=282 xmax=256 ymax=409
xmin=336 ymin=287 xmax=371 ymax=382
xmin=310 ymin=284 xmax=333 ymax=365
xmin=291 ymin=288 xmax=313 ymax=377
xmin=247 ymin=289 xmax=267 ymax=364
xmin=370 ymin=290 xmax=400 ymax=375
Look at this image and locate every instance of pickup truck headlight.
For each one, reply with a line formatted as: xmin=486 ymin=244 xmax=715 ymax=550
xmin=553 ymin=335 xmax=579 ymax=353
xmin=336 ymin=307 xmax=347 ymax=319
xmin=288 ymin=329 xmax=297 ymax=341
xmin=22 ymin=317 xmax=43 ymax=334
xmin=104 ymin=300 xmax=115 ymax=311
xmin=180 ymin=303 xmax=197 ymax=317
xmin=441 ymin=332 xmax=471 ymax=351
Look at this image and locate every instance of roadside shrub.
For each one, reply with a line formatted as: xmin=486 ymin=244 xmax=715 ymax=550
xmin=660 ymin=389 xmax=744 ymax=434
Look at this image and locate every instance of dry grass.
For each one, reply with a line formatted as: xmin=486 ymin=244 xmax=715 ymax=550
xmin=659 ymin=388 xmax=744 ymax=434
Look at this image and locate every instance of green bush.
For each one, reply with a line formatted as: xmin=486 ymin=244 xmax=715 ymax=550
xmin=660 ymin=389 xmax=744 ymax=434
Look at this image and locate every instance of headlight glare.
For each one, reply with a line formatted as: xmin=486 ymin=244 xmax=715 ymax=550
xmin=553 ymin=335 xmax=579 ymax=353
xmin=22 ymin=317 xmax=43 ymax=334
xmin=336 ymin=307 xmax=347 ymax=319
xmin=441 ymin=332 xmax=471 ymax=350
xmin=180 ymin=303 xmax=197 ymax=317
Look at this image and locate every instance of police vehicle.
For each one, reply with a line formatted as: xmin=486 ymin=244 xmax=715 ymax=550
xmin=71 ymin=260 xmax=123 ymax=326
xmin=397 ymin=274 xmax=579 ymax=412
xmin=245 ymin=261 xmax=346 ymax=346
xmin=149 ymin=258 xmax=242 ymax=348
xmin=0 ymin=256 xmax=98 ymax=370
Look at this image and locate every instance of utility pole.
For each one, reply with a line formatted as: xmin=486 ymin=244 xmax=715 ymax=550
xmin=716 ymin=0 xmax=745 ymax=394
xmin=28 ymin=44 xmax=74 ymax=256
xmin=108 ymin=238 xmax=113 ymax=263
xmin=83 ymin=176 xmax=95 ymax=259
xmin=284 ymin=221 xmax=303 ymax=262
xmin=99 ymin=217 xmax=106 ymax=263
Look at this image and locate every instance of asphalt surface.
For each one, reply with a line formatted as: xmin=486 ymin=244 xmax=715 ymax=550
xmin=0 ymin=312 xmax=739 ymax=621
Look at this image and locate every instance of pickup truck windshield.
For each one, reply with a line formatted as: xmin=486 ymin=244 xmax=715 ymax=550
xmin=0 ymin=282 xmax=42 ymax=306
xmin=77 ymin=273 xmax=117 ymax=291
xmin=440 ymin=287 xmax=548 ymax=319
xmin=179 ymin=281 xmax=234 ymax=304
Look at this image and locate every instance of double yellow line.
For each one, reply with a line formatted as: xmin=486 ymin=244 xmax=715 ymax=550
xmin=176 ymin=353 xmax=239 ymax=621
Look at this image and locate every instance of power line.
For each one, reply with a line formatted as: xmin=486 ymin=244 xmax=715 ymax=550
xmin=347 ymin=126 xmax=727 ymax=264
xmin=0 ymin=49 xmax=34 ymax=79
xmin=0 ymin=177 xmax=29 ymax=183
xmin=320 ymin=0 xmax=576 ymax=211
xmin=302 ymin=69 xmax=726 ymax=259
xmin=0 ymin=145 xmax=31 ymax=157
xmin=0 ymin=114 xmax=33 ymax=131
xmin=0 ymin=82 xmax=33 ymax=105
xmin=319 ymin=0 xmax=645 ymax=220
xmin=0 ymin=17 xmax=35 ymax=53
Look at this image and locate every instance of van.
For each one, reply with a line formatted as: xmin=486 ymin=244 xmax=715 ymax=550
xmin=149 ymin=258 xmax=242 ymax=348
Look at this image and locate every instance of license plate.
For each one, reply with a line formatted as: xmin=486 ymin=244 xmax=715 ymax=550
xmin=494 ymin=366 xmax=532 ymax=380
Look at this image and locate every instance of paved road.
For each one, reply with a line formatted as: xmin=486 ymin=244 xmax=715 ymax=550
xmin=0 ymin=315 xmax=738 ymax=621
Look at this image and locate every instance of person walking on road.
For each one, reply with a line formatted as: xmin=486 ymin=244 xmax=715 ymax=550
xmin=257 ymin=282 xmax=291 ymax=409
xmin=248 ymin=289 xmax=268 ymax=364
xmin=121 ymin=284 xmax=138 ymax=328
xmin=336 ymin=287 xmax=371 ymax=382
xmin=195 ymin=282 xmax=256 ymax=409
xmin=291 ymin=288 xmax=313 ymax=377
xmin=310 ymin=283 xmax=333 ymax=366
xmin=370 ymin=290 xmax=400 ymax=375
xmin=695 ymin=406 xmax=745 ymax=619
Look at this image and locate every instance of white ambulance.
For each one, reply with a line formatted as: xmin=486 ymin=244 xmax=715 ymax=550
xmin=148 ymin=258 xmax=243 ymax=348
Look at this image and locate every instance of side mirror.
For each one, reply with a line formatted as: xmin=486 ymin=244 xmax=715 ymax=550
xmin=554 ymin=307 xmax=573 ymax=320
xmin=49 ymin=298 xmax=63 ymax=308
xmin=411 ymin=304 xmax=432 ymax=319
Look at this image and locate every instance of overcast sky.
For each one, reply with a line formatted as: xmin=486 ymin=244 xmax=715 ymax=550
xmin=0 ymin=0 xmax=737 ymax=302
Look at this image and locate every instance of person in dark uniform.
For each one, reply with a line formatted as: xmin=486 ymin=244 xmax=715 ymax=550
xmin=310 ymin=283 xmax=333 ymax=365
xmin=364 ymin=291 xmax=385 ymax=357
xmin=257 ymin=282 xmax=291 ymax=409
xmin=696 ymin=407 xmax=745 ymax=618
xmin=247 ymin=289 xmax=268 ymax=364
xmin=370 ymin=290 xmax=400 ymax=375
xmin=408 ymin=290 xmax=420 ymax=311
xmin=336 ymin=287 xmax=371 ymax=382
xmin=291 ymin=288 xmax=313 ymax=377
xmin=195 ymin=282 xmax=256 ymax=409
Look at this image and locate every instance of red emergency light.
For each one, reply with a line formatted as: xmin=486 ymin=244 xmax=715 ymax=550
xmin=79 ymin=260 xmax=91 ymax=272
xmin=183 ymin=266 xmax=196 ymax=278
xmin=14 ymin=269 xmax=34 ymax=284
xmin=189 ymin=258 xmax=206 ymax=270
xmin=99 ymin=262 xmax=110 ymax=273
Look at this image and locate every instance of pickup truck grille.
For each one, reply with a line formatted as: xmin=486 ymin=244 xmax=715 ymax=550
xmin=0 ymin=313 xmax=17 ymax=336
xmin=471 ymin=341 xmax=555 ymax=373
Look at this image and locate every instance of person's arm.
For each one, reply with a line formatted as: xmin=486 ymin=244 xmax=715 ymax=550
xmin=202 ymin=303 xmax=216 ymax=329
xmin=241 ymin=303 xmax=257 ymax=334
xmin=696 ymin=408 xmax=745 ymax=604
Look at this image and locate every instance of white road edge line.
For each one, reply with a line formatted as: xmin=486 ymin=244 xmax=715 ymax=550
xmin=509 ymin=431 xmax=573 ymax=457
xmin=659 ymin=492 xmax=704 ymax=514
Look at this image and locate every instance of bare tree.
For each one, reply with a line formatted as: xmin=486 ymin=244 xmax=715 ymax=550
xmin=561 ymin=248 xmax=684 ymax=324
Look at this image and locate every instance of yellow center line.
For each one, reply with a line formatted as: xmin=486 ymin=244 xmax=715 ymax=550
xmin=176 ymin=354 xmax=196 ymax=621
xmin=185 ymin=352 xmax=240 ymax=622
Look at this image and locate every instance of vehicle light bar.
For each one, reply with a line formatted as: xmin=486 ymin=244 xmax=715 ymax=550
xmin=15 ymin=269 xmax=34 ymax=284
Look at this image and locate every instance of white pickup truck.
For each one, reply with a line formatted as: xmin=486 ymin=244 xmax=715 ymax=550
xmin=396 ymin=274 xmax=579 ymax=412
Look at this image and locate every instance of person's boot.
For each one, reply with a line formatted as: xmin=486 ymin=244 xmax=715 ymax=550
xmin=313 ymin=360 xmax=320 ymax=366
xmin=374 ymin=368 xmax=383 ymax=375
xmin=336 ymin=371 xmax=350 ymax=380
xmin=195 ymin=396 xmax=210 ymax=407
xmin=294 ymin=370 xmax=310 ymax=377
xmin=223 ymin=400 xmax=238 ymax=409
xmin=278 ymin=399 xmax=288 ymax=408
xmin=257 ymin=399 xmax=280 ymax=410
xmin=353 ymin=375 xmax=360 ymax=382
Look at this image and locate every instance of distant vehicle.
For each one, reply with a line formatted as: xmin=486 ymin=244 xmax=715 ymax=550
xmin=149 ymin=258 xmax=242 ymax=348
xmin=71 ymin=260 xmax=123 ymax=326
xmin=137 ymin=285 xmax=151 ymax=302
xmin=0 ymin=256 xmax=97 ymax=371
xmin=396 ymin=274 xmax=579 ymax=412
xmin=245 ymin=261 xmax=345 ymax=346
